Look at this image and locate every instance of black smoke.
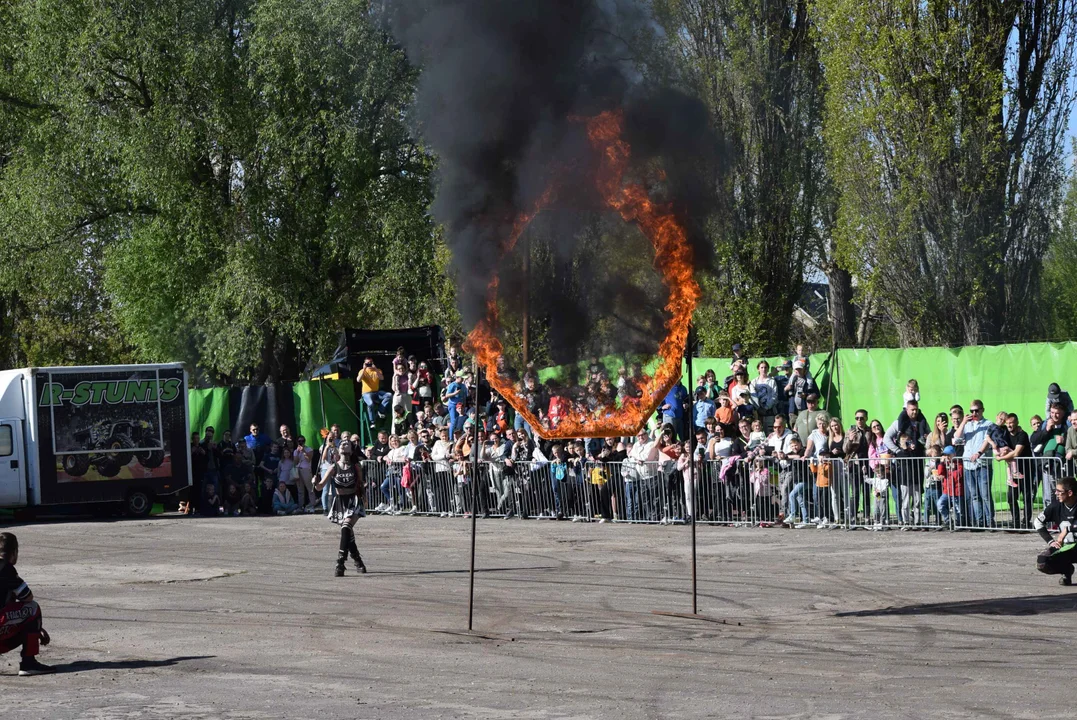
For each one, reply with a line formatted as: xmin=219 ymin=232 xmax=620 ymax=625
xmin=389 ymin=0 xmax=717 ymax=364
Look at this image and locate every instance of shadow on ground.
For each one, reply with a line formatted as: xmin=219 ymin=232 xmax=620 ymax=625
xmin=836 ymin=595 xmax=1077 ymax=617
xmin=51 ymin=655 xmax=214 ymax=674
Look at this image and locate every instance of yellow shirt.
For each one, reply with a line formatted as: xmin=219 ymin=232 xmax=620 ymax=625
xmin=360 ymin=367 xmax=382 ymax=394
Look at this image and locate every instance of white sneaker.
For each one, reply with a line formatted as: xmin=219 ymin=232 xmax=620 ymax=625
xmin=374 ymin=503 xmax=388 ymax=513
xmin=659 ymin=517 xmax=670 ymax=526
xmin=794 ymin=522 xmax=810 ymax=529
xmin=598 ymin=518 xmax=608 ymax=524
xmin=817 ymin=519 xmax=829 ymax=529
xmin=440 ymin=512 xmax=449 ymax=518
xmin=571 ymin=515 xmax=582 ymax=522
xmin=810 ymin=517 xmax=821 ymax=524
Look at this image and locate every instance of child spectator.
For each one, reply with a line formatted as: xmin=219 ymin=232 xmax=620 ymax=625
xmin=747 ymin=419 xmax=766 ymax=452
xmin=921 ymin=445 xmax=943 ymax=526
xmin=258 ymin=444 xmax=281 ymax=515
xmin=811 ymin=449 xmax=834 ymax=528
xmin=201 ymin=483 xmax=221 ymax=517
xmin=937 ymin=446 xmax=965 ymax=526
xmin=783 ymin=437 xmax=810 ymax=527
xmin=239 ymin=483 xmax=257 ymax=516
xmin=273 ymin=481 xmax=300 ymax=515
xmin=903 ymin=379 xmax=920 ymax=405
xmin=749 ymin=457 xmax=774 ymax=524
xmin=223 ymin=481 xmax=243 ymax=516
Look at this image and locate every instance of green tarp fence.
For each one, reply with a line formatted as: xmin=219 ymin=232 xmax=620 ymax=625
xmin=187 ymin=387 xmax=230 ymax=439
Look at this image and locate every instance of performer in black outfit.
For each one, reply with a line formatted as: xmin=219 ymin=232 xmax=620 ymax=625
xmin=0 ymin=532 xmax=54 ymax=675
xmin=313 ymin=439 xmax=368 ymax=577
xmin=1034 ymin=476 xmax=1077 ymax=586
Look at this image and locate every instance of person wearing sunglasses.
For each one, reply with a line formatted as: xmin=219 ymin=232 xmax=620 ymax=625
xmin=953 ymin=400 xmax=995 ymax=528
xmin=1035 ymin=476 xmax=1077 ymax=586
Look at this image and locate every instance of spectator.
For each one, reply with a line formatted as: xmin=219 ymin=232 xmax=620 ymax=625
xmin=413 ymin=361 xmax=435 ymax=411
xmin=623 ymin=429 xmax=660 ymax=522
xmin=391 ymin=349 xmax=411 ymax=413
xmin=660 ymin=382 xmax=688 ymax=440
xmin=698 ymin=369 xmax=721 ymax=401
xmin=293 ymin=436 xmax=316 ymax=512
xmin=844 ymin=410 xmax=871 ymax=523
xmin=222 ymin=481 xmax=243 ymax=516
xmin=273 ymin=482 xmax=300 ymax=515
xmin=278 ymin=439 xmax=296 ymax=505
xmin=773 ymin=360 xmax=793 ymax=415
xmin=1046 ymin=383 xmax=1074 ymax=419
xmin=693 ymin=387 xmax=716 ymax=432
xmin=884 ymin=399 xmax=930 ymax=456
xmin=996 ymin=413 xmax=1034 ymax=528
xmin=258 ymin=444 xmax=282 ymax=515
xmin=953 ymin=400 xmax=995 ymax=528
xmin=921 ymin=444 xmax=943 ymax=525
xmin=714 ymin=393 xmax=736 ymax=437
xmin=200 ymin=427 xmax=221 ymax=491
xmin=936 ymin=446 xmax=964 ymax=526
xmin=803 ymin=413 xmax=830 ymax=458
xmin=793 ymin=393 xmax=826 ymax=445
xmin=391 ymin=403 xmax=416 ymax=436
xmin=201 ymin=483 xmax=221 ymax=517
xmin=785 ymin=360 xmax=817 ymax=420
xmin=928 ymin=413 xmax=949 ymax=450
xmin=729 ymin=371 xmax=754 ymax=421
xmin=946 ymin=405 xmax=965 ymax=453
xmin=359 ymin=357 xmax=391 ymax=426
xmin=222 ymin=452 xmax=252 ymax=503
xmin=442 ymin=370 xmax=468 ymax=440
xmin=1032 ymin=403 xmax=1068 ymax=503
xmin=190 ymin=431 xmax=206 ymax=510
xmin=783 ymin=436 xmax=809 ymax=526
xmin=277 ymin=424 xmax=293 ymax=447
xmin=749 ymin=361 xmax=778 ymax=429
xmin=903 ymin=379 xmax=920 ymax=404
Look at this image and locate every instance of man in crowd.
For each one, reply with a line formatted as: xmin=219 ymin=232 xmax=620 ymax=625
xmin=794 ymin=393 xmax=826 ymax=445
xmin=660 ymin=382 xmax=688 ymax=440
xmin=200 ymin=426 xmax=221 ymax=492
xmin=785 ymin=360 xmax=817 ymax=422
xmin=954 ymin=399 xmax=995 ymax=528
xmin=623 ymin=429 xmax=660 ymax=521
xmin=359 ymin=357 xmax=392 ymax=426
xmin=1046 ymin=383 xmax=1074 ymax=419
xmin=884 ymin=398 xmax=930 ymax=455
xmin=0 ymin=533 xmax=53 ymax=675
xmin=996 ymin=413 xmax=1035 ymax=529
xmin=1032 ymin=402 xmax=1069 ymax=504
xmin=693 ymin=386 xmax=716 ymax=433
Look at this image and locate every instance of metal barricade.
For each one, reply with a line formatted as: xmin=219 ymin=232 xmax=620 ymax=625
xmin=951 ymin=456 xmax=1062 ymax=532
xmin=841 ymin=456 xmax=946 ymax=531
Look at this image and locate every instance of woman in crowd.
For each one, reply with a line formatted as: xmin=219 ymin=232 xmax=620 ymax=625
xmin=431 ymin=427 xmax=454 ymax=517
xmin=827 ymin=417 xmax=848 ymax=526
xmin=378 ymin=434 xmax=407 ymax=513
xmin=928 ymin=413 xmax=949 ymax=451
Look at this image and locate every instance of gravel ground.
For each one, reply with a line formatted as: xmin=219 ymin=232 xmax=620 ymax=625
xmin=0 ymin=514 xmax=1071 ymax=719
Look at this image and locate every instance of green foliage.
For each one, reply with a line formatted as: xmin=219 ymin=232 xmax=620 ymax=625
xmin=1043 ymin=168 xmax=1077 ymax=339
xmin=0 ymin=0 xmax=436 ymax=380
xmin=649 ymin=0 xmax=824 ymax=356
xmin=815 ymin=0 xmax=1077 ymax=346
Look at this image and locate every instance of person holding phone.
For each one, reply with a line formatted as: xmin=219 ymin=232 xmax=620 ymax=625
xmin=359 ymin=357 xmax=391 ymax=425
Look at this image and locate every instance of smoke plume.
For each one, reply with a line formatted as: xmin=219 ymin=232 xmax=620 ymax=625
xmin=390 ymin=0 xmax=717 ymax=364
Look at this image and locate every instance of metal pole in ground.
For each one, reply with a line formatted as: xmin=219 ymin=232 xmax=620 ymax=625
xmin=686 ymin=327 xmax=698 ymax=615
xmin=468 ymin=359 xmax=481 ymax=631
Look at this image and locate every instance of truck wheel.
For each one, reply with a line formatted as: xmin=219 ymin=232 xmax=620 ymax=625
xmin=63 ymin=454 xmax=91 ymax=477
xmin=108 ymin=435 xmax=136 ymax=467
xmin=95 ymin=457 xmax=121 ymax=477
xmin=125 ymin=489 xmax=153 ymax=518
xmin=137 ymin=449 xmax=165 ymax=469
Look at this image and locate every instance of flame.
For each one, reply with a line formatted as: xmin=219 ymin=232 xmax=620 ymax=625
xmin=465 ymin=110 xmax=701 ymax=438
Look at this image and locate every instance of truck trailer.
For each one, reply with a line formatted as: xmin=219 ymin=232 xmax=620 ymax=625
xmin=0 ymin=363 xmax=191 ymax=518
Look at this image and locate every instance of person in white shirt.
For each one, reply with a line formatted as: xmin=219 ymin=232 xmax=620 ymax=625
xmin=623 ymin=429 xmax=660 ymax=521
xmin=431 ymin=428 xmax=454 ymax=517
xmin=292 ymin=436 xmax=316 ymax=512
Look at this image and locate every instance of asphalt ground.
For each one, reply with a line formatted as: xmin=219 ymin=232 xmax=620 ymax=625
xmin=0 ymin=514 xmax=1070 ymax=719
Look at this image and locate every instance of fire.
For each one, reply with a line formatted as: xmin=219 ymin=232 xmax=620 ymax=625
xmin=465 ymin=110 xmax=701 ymax=438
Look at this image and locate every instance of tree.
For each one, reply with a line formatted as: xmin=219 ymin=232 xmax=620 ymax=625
xmin=1043 ymin=166 xmax=1077 ymax=339
xmin=650 ymin=0 xmax=826 ymax=356
xmin=816 ymin=0 xmax=1077 ymax=347
xmin=0 ymin=0 xmax=437 ymax=380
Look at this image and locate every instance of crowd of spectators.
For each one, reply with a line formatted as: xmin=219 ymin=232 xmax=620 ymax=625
xmin=190 ymin=340 xmax=1077 ymax=531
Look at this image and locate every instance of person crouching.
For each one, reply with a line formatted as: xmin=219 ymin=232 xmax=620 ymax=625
xmin=0 ymin=532 xmax=54 ymax=675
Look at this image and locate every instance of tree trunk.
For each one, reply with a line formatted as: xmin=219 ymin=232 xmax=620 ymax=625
xmin=825 ymin=261 xmax=856 ymax=348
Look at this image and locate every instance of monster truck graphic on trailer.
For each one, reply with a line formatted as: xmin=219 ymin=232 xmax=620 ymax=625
xmin=61 ymin=419 xmax=165 ymax=478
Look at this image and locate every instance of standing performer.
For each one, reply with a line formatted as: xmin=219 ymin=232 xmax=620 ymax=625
xmin=313 ymin=438 xmax=368 ymax=577
xmin=1035 ymin=476 xmax=1077 ymax=586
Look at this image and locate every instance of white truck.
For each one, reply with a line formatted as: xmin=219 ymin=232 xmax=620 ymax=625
xmin=0 ymin=363 xmax=191 ymax=518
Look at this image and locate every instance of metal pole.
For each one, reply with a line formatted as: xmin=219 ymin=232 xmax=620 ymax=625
xmin=522 ymin=233 xmax=530 ymax=366
xmin=686 ymin=328 xmax=698 ymax=615
xmin=467 ymin=359 xmax=480 ymax=631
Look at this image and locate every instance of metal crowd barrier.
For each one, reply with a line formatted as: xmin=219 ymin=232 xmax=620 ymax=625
xmin=344 ymin=455 xmax=1068 ymax=531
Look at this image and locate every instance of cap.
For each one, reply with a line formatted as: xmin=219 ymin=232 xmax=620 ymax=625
xmin=943 ymin=446 xmax=956 ymax=455
xmin=732 ymin=343 xmax=743 ymax=352
xmin=793 ymin=360 xmax=805 ymax=369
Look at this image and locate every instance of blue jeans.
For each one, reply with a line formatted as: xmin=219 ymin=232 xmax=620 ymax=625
xmin=513 ymin=413 xmax=532 ymax=438
xmin=623 ymin=480 xmax=639 ymax=521
xmin=938 ymin=493 xmax=964 ymax=525
xmin=964 ymin=465 xmax=993 ymax=527
xmin=322 ymin=481 xmax=336 ymax=515
xmin=448 ymin=407 xmax=459 ymax=440
xmin=381 ymin=471 xmax=401 ymax=505
xmin=363 ymin=391 xmax=392 ymax=420
xmin=788 ymin=482 xmax=808 ymax=522
xmin=922 ymin=486 xmax=941 ymax=523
